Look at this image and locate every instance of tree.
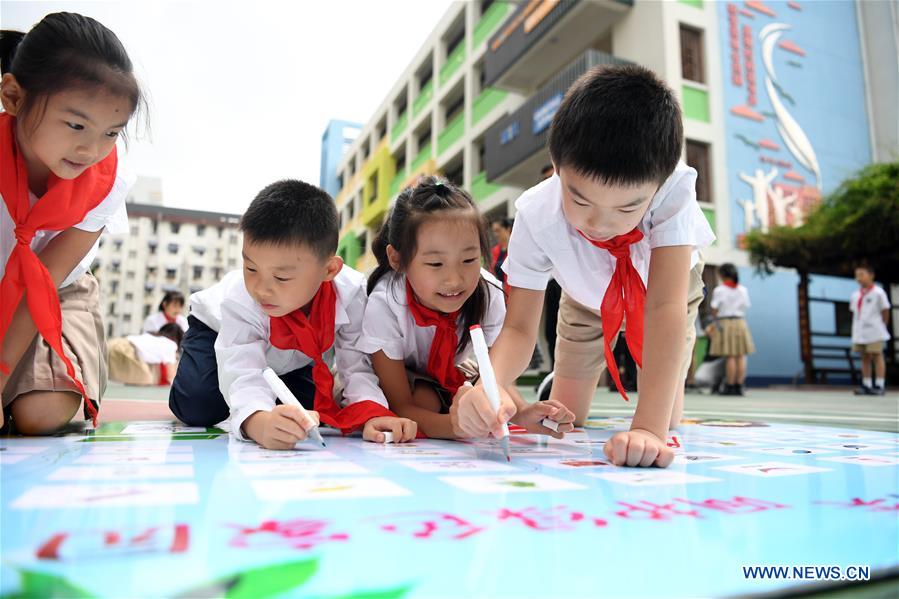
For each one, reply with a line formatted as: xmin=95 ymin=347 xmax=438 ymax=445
xmin=744 ymin=162 xmax=899 ymax=384
xmin=745 ymin=162 xmax=899 ymax=280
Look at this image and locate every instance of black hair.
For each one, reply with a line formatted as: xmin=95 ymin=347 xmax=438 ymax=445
xmin=239 ymin=179 xmax=338 ymax=260
xmin=155 ymin=323 xmax=184 ymax=350
xmin=1 ymin=13 xmax=145 ymax=134
xmin=548 ymin=64 xmax=683 ymax=186
xmin=158 ymin=290 xmax=185 ymax=313
xmin=368 ymin=176 xmax=497 ymax=353
xmin=855 ymin=264 xmax=875 ymax=275
xmin=718 ymin=263 xmax=739 ymax=284
xmin=492 ymin=217 xmax=514 ymax=230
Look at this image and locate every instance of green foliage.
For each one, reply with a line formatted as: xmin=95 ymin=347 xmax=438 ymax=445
xmin=746 ymin=162 xmax=899 ymax=279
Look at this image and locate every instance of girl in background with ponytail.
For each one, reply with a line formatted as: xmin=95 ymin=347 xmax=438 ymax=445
xmin=359 ymin=177 xmax=574 ymax=439
xmin=0 ymin=13 xmax=143 ymax=433
xmin=707 ymin=263 xmax=755 ymax=396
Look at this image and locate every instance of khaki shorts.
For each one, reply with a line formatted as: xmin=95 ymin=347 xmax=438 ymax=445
xmin=853 ymin=341 xmax=885 ymax=354
xmin=554 ymin=260 xmax=705 ymax=382
xmin=2 ymin=274 xmax=107 ymax=419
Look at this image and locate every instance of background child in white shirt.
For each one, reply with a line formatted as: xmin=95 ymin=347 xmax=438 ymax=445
xmin=456 ymin=65 xmax=715 ymax=467
xmin=142 ymin=290 xmax=189 ymax=333
xmin=850 ymin=265 xmax=891 ymax=395
xmin=707 ymin=263 xmax=755 ymax=396
xmin=360 ymin=177 xmax=574 ymax=439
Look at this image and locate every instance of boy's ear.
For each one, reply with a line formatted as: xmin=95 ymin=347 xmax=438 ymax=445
xmin=386 ymin=244 xmax=401 ymax=271
xmin=323 ymin=255 xmax=343 ymax=281
xmin=0 ymin=74 xmax=26 ymax=116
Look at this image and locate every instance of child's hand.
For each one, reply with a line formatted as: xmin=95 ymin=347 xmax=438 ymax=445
xmin=450 ymin=384 xmax=516 ymax=439
xmin=363 ymin=416 xmax=417 ymax=443
xmin=603 ymin=428 xmax=674 ymax=467
xmin=510 ymin=400 xmax=575 ymax=439
xmin=248 ymin=405 xmax=320 ymax=450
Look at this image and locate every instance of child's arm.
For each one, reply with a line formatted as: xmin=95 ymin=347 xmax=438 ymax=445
xmin=453 ymin=286 xmax=546 ymax=438
xmin=335 ymin=287 xmax=417 ymax=442
xmin=371 ymin=350 xmax=456 ymax=439
xmin=605 ymin=245 xmax=691 ymax=467
xmin=215 ymin=298 xmax=315 ymax=448
xmin=0 ymin=227 xmax=102 ymax=394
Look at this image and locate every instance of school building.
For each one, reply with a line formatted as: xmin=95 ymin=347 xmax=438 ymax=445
xmin=92 ymin=177 xmax=244 ymax=339
xmin=326 ymin=0 xmax=898 ymax=385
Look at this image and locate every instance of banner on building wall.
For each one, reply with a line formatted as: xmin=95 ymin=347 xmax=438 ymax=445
xmin=719 ymin=0 xmax=871 ymax=245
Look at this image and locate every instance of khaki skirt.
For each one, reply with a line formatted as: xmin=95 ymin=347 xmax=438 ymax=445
xmin=2 ymin=274 xmax=107 ymax=418
xmin=709 ymin=317 xmax=756 ymax=356
xmin=107 ymin=338 xmax=163 ymax=386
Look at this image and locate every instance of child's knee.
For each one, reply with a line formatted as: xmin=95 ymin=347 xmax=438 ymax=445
xmin=412 ymin=382 xmax=442 ymax=413
xmin=10 ymin=391 xmax=81 ymax=435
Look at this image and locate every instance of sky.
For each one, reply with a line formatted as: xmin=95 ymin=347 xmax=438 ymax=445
xmin=2 ymin=0 xmax=452 ymax=214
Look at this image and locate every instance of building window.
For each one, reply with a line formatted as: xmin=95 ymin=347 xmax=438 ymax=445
xmin=147 ymin=266 xmax=157 ymax=276
xmin=228 ymin=259 xmax=237 ymax=268
xmin=123 ymin=313 xmax=131 ymax=323
xmin=193 ymin=266 xmax=204 ymax=280
xmin=110 ymin=281 xmax=119 ymax=294
xmin=192 ymin=246 xmax=206 ymax=257
xmin=144 ymin=305 xmax=152 ymax=318
xmin=197 ymin=224 xmax=206 ymax=237
xmin=168 ymin=243 xmax=179 ymax=254
xmin=217 ymin=226 xmax=224 ymax=239
xmin=229 ymin=234 xmax=238 ymax=244
xmin=680 ymin=26 xmax=704 ymax=84
xmin=213 ymin=267 xmax=223 ymax=280
xmin=151 ymin=219 xmax=158 ymax=235
xmin=148 ymin=240 xmax=158 ymax=255
xmin=126 ymin=271 xmax=136 ymax=280
xmin=125 ymin=292 xmax=133 ymax=301
xmin=418 ymin=128 xmax=431 ymax=152
xmin=128 ymin=250 xmax=137 ymax=259
xmin=130 ymin=225 xmax=138 ymax=236
xmin=445 ymin=162 xmax=464 ymax=187
xmin=686 ymin=140 xmax=712 ymax=204
xmin=445 ymin=95 xmax=464 ymax=125
xmin=170 ymin=222 xmax=181 ymax=234
xmin=166 ymin=267 xmax=177 ymax=280
xmin=113 ymin=239 xmax=123 ymax=250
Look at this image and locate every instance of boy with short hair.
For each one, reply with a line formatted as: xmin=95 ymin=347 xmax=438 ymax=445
xmin=454 ymin=65 xmax=715 ymax=467
xmin=169 ymin=179 xmax=416 ymax=448
xmin=851 ymin=265 xmax=891 ymax=396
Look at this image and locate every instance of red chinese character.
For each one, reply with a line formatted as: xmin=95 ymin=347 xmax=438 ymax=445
xmin=37 ymin=525 xmax=189 ymax=560
xmin=677 ymin=496 xmax=789 ymax=515
xmin=229 ymin=519 xmax=348 ymax=551
xmin=615 ymin=501 xmax=701 ymax=521
xmin=378 ymin=512 xmax=484 ymax=540
xmin=492 ymin=506 xmax=607 ymax=531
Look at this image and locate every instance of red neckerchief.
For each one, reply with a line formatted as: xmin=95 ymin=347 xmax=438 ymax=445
xmin=0 ymin=112 xmax=117 ymax=425
xmin=857 ymin=285 xmax=873 ymax=312
xmin=269 ymin=280 xmax=394 ymax=434
xmin=723 ymin=280 xmax=738 ymax=289
xmin=577 ymin=227 xmax=646 ymax=401
xmin=405 ymin=279 xmax=467 ymax=395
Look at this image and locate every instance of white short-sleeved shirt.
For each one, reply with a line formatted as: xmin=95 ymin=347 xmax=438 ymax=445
xmin=126 ymin=333 xmax=178 ymax=365
xmin=358 ymin=269 xmax=506 ymax=375
xmin=710 ymin=284 xmax=751 ymax=318
xmin=142 ymin=311 xmax=189 ymax=334
xmin=850 ymin=285 xmax=891 ymax=344
xmin=502 ymin=162 xmax=716 ymax=310
xmin=189 ymin=267 xmax=387 ymax=441
xmin=0 ymin=161 xmax=133 ymax=289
